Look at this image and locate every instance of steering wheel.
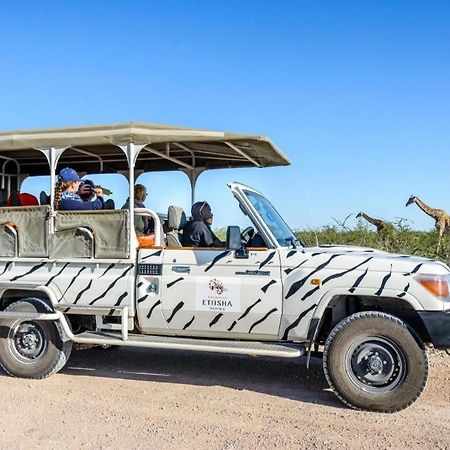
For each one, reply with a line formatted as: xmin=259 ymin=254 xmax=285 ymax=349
xmin=241 ymin=226 xmax=255 ymax=245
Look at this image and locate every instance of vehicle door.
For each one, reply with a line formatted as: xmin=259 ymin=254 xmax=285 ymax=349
xmin=159 ymin=245 xmax=282 ymax=340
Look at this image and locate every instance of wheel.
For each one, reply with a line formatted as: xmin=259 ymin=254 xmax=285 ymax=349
xmin=323 ymin=311 xmax=428 ymax=412
xmin=0 ymin=299 xmax=72 ymax=379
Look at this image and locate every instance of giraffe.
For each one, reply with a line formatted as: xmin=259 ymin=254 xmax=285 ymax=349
xmin=406 ymin=195 xmax=450 ymax=251
xmin=356 ymin=212 xmax=387 ymax=232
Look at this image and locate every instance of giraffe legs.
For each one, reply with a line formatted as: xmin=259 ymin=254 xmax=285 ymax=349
xmin=437 ymin=224 xmax=445 ymax=253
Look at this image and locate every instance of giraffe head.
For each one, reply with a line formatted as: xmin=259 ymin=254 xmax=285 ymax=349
xmin=406 ymin=195 xmax=416 ymax=207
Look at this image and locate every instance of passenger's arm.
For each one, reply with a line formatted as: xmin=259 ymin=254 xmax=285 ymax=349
xmin=203 ymin=228 xmax=225 ymax=248
xmin=210 ymin=235 xmax=225 ymax=248
xmin=59 ymin=197 xmax=104 ymax=211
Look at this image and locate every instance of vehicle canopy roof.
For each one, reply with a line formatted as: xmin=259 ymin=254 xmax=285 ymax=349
xmin=0 ymin=122 xmax=290 ymax=176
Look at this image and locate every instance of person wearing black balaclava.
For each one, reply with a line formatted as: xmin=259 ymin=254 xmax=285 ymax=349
xmin=181 ymin=201 xmax=225 ymax=247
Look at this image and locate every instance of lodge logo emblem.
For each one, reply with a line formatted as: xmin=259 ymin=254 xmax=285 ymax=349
xmin=196 ymin=277 xmax=241 ymax=312
xmin=208 ymin=279 xmax=225 ymax=295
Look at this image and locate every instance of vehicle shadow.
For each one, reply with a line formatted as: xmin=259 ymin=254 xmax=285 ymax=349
xmin=57 ymin=346 xmax=344 ymax=409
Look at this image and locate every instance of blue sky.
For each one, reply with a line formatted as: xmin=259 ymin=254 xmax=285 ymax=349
xmin=2 ymin=1 xmax=450 ymax=231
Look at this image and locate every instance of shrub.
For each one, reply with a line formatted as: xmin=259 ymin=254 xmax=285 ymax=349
xmin=295 ymin=225 xmax=449 ymax=265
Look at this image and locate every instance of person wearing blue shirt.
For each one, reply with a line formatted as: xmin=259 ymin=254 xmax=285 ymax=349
xmin=54 ymin=168 xmax=104 ymax=211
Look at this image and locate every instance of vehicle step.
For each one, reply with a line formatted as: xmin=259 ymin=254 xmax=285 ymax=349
xmin=74 ymin=331 xmax=305 ymax=358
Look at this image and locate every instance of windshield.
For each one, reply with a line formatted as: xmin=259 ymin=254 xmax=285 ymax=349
xmin=244 ymin=190 xmax=299 ymax=247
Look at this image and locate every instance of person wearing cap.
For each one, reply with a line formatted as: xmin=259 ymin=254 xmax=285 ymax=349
xmin=181 ymin=201 xmax=224 ymax=247
xmin=54 ymin=168 xmax=104 ymax=211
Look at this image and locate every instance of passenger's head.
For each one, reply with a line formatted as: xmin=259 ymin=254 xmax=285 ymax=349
xmin=192 ymin=201 xmax=213 ymax=224
xmin=54 ymin=167 xmax=81 ymax=210
xmin=78 ymin=179 xmax=95 ymax=201
xmin=58 ymin=168 xmax=81 ymax=188
xmin=135 ymin=184 xmax=147 ymax=202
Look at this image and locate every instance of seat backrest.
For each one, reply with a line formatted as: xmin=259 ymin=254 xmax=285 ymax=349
xmin=166 ymin=206 xmax=186 ymax=247
xmin=54 ymin=209 xmax=129 ymax=259
xmin=168 ymin=205 xmax=186 ymax=231
xmin=7 ymin=191 xmax=21 ymax=206
xmin=0 ymin=189 xmax=8 ymax=207
xmin=7 ymin=192 xmax=39 ymax=207
xmin=40 ymin=191 xmax=51 ymax=205
xmin=103 ymin=199 xmax=115 ymax=210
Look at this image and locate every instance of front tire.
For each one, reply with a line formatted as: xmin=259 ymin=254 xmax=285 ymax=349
xmin=323 ymin=311 xmax=428 ymax=412
xmin=0 ymin=299 xmax=72 ymax=379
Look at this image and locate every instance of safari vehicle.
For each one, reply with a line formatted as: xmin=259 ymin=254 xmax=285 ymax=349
xmin=0 ymin=122 xmax=449 ymax=413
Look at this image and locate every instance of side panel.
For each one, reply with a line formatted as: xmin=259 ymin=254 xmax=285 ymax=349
xmin=141 ymin=248 xmax=283 ymax=340
xmin=279 ymin=249 xmax=444 ymax=341
xmin=134 ymin=249 xmax=167 ymax=331
xmin=0 ymin=259 xmax=135 ymax=315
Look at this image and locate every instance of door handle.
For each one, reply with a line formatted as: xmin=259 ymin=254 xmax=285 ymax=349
xmin=172 ymin=266 xmax=191 ymax=273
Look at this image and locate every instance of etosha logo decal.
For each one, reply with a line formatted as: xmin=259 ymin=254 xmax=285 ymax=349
xmin=196 ymin=277 xmax=241 ymax=312
xmin=208 ymin=279 xmax=225 ymax=295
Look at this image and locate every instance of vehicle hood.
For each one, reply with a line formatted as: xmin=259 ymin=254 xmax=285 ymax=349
xmin=281 ymin=244 xmax=450 ymax=275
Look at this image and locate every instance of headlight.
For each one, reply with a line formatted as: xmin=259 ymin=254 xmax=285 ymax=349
xmin=415 ymin=274 xmax=450 ymax=300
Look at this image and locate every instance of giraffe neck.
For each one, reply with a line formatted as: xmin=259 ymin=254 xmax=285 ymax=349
xmin=414 ymin=198 xmax=439 ymax=219
xmin=362 ymin=213 xmax=381 ymax=227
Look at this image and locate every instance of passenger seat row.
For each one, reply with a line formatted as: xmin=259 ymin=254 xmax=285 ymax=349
xmin=0 ymin=190 xmax=116 ymax=210
xmin=0 ymin=189 xmax=39 ymax=207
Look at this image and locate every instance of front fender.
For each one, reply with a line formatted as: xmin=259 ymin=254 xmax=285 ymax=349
xmin=312 ymin=287 xmax=424 ymax=321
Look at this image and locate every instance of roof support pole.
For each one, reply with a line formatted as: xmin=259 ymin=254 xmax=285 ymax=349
xmin=191 ymin=175 xmax=195 ymax=206
xmin=224 ymin=141 xmax=261 ymax=168
xmin=181 ymin=167 xmax=205 ymax=206
xmin=37 ymin=147 xmax=66 ymax=234
xmin=119 ymin=143 xmax=168 ymax=251
xmin=118 ymin=143 xmax=142 ymax=257
xmin=128 ymin=143 xmax=136 ymax=255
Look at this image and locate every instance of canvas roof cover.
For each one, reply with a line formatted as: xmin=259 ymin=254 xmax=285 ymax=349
xmin=0 ymin=122 xmax=290 ymax=176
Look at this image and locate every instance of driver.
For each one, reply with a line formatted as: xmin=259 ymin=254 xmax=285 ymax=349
xmin=181 ymin=201 xmax=225 ymax=248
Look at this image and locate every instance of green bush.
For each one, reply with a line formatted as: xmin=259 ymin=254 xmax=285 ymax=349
xmin=215 ymin=222 xmax=449 ymax=265
xmin=295 ymin=223 xmax=449 ymax=265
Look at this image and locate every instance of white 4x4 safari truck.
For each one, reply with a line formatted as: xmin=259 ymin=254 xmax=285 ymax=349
xmin=0 ymin=123 xmax=448 ymax=412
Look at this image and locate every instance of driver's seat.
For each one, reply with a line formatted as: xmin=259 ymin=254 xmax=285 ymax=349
xmin=166 ymin=205 xmax=186 ymax=247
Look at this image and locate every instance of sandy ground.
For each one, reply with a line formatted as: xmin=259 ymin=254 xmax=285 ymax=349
xmin=0 ymin=347 xmax=449 ymax=450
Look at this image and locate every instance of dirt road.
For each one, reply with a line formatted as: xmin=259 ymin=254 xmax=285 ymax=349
xmin=0 ymin=347 xmax=449 ymax=449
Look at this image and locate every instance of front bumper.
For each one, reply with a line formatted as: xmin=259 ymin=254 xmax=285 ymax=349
xmin=418 ymin=310 xmax=450 ymax=349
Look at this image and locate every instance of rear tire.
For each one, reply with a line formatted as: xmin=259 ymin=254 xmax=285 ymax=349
xmin=323 ymin=311 xmax=428 ymax=412
xmin=0 ymin=299 xmax=72 ymax=379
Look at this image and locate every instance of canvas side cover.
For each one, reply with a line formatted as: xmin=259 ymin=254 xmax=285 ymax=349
xmin=54 ymin=209 xmax=130 ymax=259
xmin=0 ymin=206 xmax=49 ymax=257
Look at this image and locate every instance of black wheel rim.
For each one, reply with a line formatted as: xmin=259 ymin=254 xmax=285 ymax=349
xmin=8 ymin=321 xmax=48 ymax=364
xmin=345 ymin=336 xmax=407 ymax=393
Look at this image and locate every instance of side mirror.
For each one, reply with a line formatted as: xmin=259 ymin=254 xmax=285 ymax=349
xmin=226 ymin=226 xmax=241 ymax=251
xmin=226 ymin=226 xmax=249 ymax=259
